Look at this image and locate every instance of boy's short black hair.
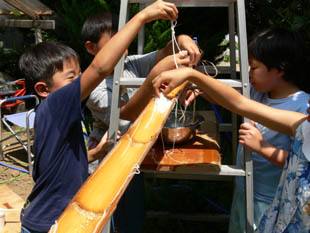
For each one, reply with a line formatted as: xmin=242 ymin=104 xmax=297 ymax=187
xmin=248 ymin=28 xmax=309 ymax=92
xmin=19 ymin=41 xmax=79 ymax=94
xmin=81 ymin=12 xmax=119 ymax=44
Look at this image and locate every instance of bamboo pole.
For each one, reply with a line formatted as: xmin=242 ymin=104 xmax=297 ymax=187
xmin=49 ymin=82 xmax=188 ymax=233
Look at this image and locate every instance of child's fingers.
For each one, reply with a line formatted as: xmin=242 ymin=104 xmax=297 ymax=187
xmin=116 ymin=130 xmax=121 ymax=140
xmin=143 ymin=1 xmax=177 ymax=23
xmin=240 ymin=122 xmax=252 ymax=130
xmin=152 ymin=76 xmax=163 ymax=97
xmin=187 ymin=45 xmax=201 ymax=66
xmin=162 ymin=2 xmax=178 ymax=21
xmin=182 ymin=90 xmax=197 ymax=106
xmin=153 ymin=77 xmax=173 ymax=98
xmin=238 ymin=134 xmax=249 ymax=145
xmin=250 ymin=120 xmax=256 ymax=127
xmin=177 ymin=55 xmax=191 ymax=67
xmin=239 ymin=138 xmax=245 ymax=145
xmin=238 ymin=128 xmax=248 ymax=136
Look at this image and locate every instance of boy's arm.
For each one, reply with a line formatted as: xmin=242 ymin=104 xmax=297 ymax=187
xmin=87 ymin=131 xmax=120 ymax=162
xmin=80 ymin=0 xmax=178 ymax=100
xmin=87 ymin=132 xmax=110 ymax=163
xmin=152 ymin=67 xmax=307 ymax=136
xmin=156 ymin=34 xmax=201 ymax=66
xmin=120 ymin=53 xmax=190 ymax=122
xmin=239 ymin=121 xmax=288 ymax=168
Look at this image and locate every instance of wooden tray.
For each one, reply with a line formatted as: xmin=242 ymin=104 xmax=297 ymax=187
xmin=141 ymin=133 xmax=221 ymax=172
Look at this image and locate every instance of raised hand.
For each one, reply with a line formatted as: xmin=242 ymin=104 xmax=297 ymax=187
xmin=177 ymin=35 xmax=202 ymax=66
xmin=140 ymin=0 xmax=178 ymax=23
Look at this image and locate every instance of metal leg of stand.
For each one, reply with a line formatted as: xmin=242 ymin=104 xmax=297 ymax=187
xmin=101 ymin=218 xmax=111 ymax=233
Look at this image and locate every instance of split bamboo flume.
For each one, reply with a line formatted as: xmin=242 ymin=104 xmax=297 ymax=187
xmin=48 ymin=82 xmax=188 ymax=233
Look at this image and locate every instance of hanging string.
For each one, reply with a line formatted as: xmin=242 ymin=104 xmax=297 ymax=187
xmin=159 ymin=21 xmax=195 ymax=164
xmin=201 ymin=59 xmax=218 ymax=77
xmin=178 ymin=100 xmax=188 ymax=124
xmin=171 ymin=21 xmax=184 ymax=70
xmin=160 ymin=21 xmax=181 ymax=155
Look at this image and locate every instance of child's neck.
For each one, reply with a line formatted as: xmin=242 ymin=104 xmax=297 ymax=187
xmin=269 ymin=82 xmax=300 ymax=99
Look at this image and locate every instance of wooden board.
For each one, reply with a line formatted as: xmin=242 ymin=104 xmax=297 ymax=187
xmin=141 ymin=110 xmax=221 ymax=172
xmin=142 ymin=133 xmax=221 ymax=172
xmin=0 ymin=184 xmax=24 ymax=233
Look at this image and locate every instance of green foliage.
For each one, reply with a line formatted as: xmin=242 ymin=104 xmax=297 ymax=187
xmin=142 ymin=7 xmax=229 ymax=62
xmin=40 ymin=0 xmax=120 ymax=70
xmin=0 ymin=47 xmax=25 ymax=79
xmin=144 ymin=20 xmax=172 ymax=53
xmin=246 ymin=0 xmax=310 ymax=47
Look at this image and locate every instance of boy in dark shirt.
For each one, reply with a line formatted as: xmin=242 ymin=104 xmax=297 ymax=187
xmin=19 ymin=1 xmax=179 ymax=232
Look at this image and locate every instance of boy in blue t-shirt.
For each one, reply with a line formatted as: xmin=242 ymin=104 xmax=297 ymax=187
xmin=229 ymin=28 xmax=309 ymax=233
xmin=18 ymin=1 xmax=179 ymax=232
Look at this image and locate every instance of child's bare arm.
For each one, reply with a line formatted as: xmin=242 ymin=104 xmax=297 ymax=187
xmin=80 ymin=0 xmax=178 ymax=100
xmin=239 ymin=122 xmax=288 ymax=168
xmin=120 ymin=52 xmax=190 ymax=122
xmin=152 ymin=67 xmax=307 ymax=136
xmin=87 ymin=132 xmax=111 ymax=163
xmin=87 ymin=131 xmax=120 ymax=162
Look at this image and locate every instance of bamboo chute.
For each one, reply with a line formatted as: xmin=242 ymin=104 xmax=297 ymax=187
xmin=49 ymin=82 xmax=188 ymax=233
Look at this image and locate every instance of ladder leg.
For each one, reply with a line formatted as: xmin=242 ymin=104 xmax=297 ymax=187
xmin=109 ymin=0 xmax=129 ymax=142
xmin=100 ymin=218 xmax=111 ymax=233
xmin=228 ymin=2 xmax=236 ymax=80
xmin=236 ymin=0 xmax=254 ymax=232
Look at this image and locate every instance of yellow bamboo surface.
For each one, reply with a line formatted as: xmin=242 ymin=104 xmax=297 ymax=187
xmin=49 ymin=83 xmax=187 ymax=233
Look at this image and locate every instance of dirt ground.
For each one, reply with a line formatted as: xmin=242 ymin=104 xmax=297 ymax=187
xmin=0 ymin=131 xmax=34 ymax=201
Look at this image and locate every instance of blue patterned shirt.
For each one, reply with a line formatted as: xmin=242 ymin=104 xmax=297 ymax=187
xmin=257 ymin=120 xmax=310 ymax=233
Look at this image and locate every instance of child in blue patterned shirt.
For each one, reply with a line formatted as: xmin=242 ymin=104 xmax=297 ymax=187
xmin=152 ymin=66 xmax=310 ymax=233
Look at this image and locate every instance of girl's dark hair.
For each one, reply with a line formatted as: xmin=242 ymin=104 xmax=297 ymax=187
xmin=19 ymin=41 xmax=80 ymax=94
xmin=248 ymin=28 xmax=309 ymax=93
xmin=81 ymin=12 xmax=119 ymax=44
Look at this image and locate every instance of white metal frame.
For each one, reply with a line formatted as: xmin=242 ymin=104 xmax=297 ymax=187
xmin=0 ymin=95 xmax=39 ymax=175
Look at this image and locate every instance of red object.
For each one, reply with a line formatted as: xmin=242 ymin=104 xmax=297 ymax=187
xmin=0 ymin=79 xmax=26 ymax=109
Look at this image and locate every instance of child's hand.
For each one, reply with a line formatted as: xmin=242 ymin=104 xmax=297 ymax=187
xmin=177 ymin=35 xmax=202 ymax=66
xmin=238 ymin=121 xmax=264 ymax=153
xmin=180 ymin=88 xmax=200 ymax=106
xmin=97 ymin=131 xmax=121 ymax=156
xmin=167 ymin=50 xmax=191 ymax=68
xmin=152 ymin=67 xmax=192 ymax=97
xmin=139 ymin=0 xmax=178 ymax=23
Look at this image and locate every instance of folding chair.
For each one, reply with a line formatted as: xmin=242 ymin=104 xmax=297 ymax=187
xmin=0 ymin=95 xmax=39 ymax=175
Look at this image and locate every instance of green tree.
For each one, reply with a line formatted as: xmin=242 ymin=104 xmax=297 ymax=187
xmin=246 ymin=0 xmax=310 ymax=53
xmin=40 ymin=0 xmax=120 ymax=70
